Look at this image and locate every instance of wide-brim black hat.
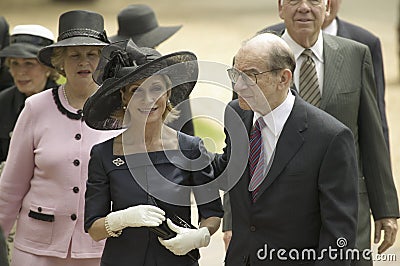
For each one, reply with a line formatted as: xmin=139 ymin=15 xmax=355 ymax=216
xmin=0 ymin=24 xmax=54 ymax=59
xmin=109 ymin=4 xmax=181 ymax=48
xmin=83 ymin=39 xmax=198 ymax=130
xmin=38 ymin=10 xmax=109 ymax=68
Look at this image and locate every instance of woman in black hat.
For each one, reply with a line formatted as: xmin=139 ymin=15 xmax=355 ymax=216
xmin=0 ymin=10 xmax=120 ymax=266
xmin=0 ymin=24 xmax=58 ymax=164
xmin=83 ymin=39 xmax=222 ymax=266
xmin=109 ymin=4 xmax=195 ymax=136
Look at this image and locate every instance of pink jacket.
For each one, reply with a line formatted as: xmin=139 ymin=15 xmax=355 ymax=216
xmin=0 ymin=88 xmax=120 ymax=258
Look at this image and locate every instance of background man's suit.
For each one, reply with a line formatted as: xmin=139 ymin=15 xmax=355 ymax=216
xmin=300 ymin=33 xmax=398 ymax=254
xmin=215 ymin=93 xmax=358 ymax=265
xmin=259 ymin=17 xmax=390 ymax=149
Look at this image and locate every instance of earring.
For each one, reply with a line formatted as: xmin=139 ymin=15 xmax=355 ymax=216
xmin=46 ymin=72 xmax=50 ymax=77
xmin=60 ymin=67 xmax=64 ymax=71
xmin=122 ymin=105 xmax=127 ymax=110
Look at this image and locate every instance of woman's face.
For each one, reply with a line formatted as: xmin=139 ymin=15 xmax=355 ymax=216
xmin=8 ymin=58 xmax=50 ymax=97
xmin=122 ymin=75 xmax=170 ymax=125
xmin=62 ymin=46 xmax=100 ymax=87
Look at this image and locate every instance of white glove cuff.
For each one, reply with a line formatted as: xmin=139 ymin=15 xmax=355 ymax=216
xmin=198 ymin=227 xmax=211 ymax=247
xmin=105 ymin=213 xmax=123 ymax=237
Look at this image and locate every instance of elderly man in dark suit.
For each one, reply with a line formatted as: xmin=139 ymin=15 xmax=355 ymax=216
xmin=223 ymin=3 xmax=399 ymax=261
xmin=215 ymin=32 xmax=358 ymax=265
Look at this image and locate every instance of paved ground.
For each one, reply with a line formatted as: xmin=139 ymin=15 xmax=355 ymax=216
xmin=1 ymin=0 xmax=399 ymax=265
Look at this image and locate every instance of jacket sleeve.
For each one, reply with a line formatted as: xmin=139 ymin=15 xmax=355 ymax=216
xmin=84 ymin=144 xmax=112 ymax=232
xmin=369 ymin=37 xmax=389 ymax=150
xmin=316 ymin=127 xmax=358 ymax=266
xmin=191 ymin=137 xmax=224 ymax=220
xmin=0 ymin=101 xmax=35 ymax=235
xmin=358 ymin=47 xmax=399 ymax=220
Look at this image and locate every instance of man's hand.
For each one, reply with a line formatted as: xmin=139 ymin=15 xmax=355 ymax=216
xmin=223 ymin=230 xmax=232 ymax=251
xmin=374 ymin=218 xmax=398 ymax=254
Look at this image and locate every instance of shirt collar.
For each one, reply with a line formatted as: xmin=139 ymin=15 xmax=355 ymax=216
xmin=282 ymin=30 xmax=324 ymax=64
xmin=254 ymin=91 xmax=295 ymax=137
xmin=323 ymin=18 xmax=338 ymax=36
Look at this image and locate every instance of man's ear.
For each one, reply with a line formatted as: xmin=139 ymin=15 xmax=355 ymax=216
xmin=325 ymin=0 xmax=331 ymax=15
xmin=278 ymin=0 xmax=284 ymax=20
xmin=278 ymin=69 xmax=292 ymax=89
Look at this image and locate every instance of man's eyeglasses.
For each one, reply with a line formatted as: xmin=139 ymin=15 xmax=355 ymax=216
xmin=227 ymin=68 xmax=282 ymax=86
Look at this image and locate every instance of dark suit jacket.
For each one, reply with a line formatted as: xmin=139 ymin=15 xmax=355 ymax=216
xmin=0 ymin=226 xmax=9 ymax=266
xmin=259 ymin=17 xmax=389 ymax=149
xmin=215 ymin=93 xmax=358 ymax=265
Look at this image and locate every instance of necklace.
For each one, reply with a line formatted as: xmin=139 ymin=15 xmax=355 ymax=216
xmin=52 ymin=87 xmax=83 ymax=120
xmin=62 ymin=86 xmax=69 ymax=105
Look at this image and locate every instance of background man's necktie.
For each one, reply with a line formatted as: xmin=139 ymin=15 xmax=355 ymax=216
xmin=248 ymin=117 xmax=266 ymax=202
xmin=299 ymin=49 xmax=321 ymax=107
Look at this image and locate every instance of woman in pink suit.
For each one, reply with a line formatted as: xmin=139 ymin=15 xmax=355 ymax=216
xmin=0 ymin=10 xmax=119 ymax=266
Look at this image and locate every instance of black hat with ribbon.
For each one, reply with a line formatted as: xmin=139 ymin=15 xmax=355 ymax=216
xmin=38 ymin=10 xmax=109 ymax=68
xmin=83 ymin=39 xmax=198 ymax=130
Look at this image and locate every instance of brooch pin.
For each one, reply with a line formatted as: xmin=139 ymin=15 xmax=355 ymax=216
xmin=112 ymin=158 xmax=125 ymax=166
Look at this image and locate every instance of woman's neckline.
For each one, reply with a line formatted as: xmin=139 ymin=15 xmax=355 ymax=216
xmin=113 ymin=131 xmax=182 ymax=156
xmin=52 ymin=86 xmax=83 ymax=120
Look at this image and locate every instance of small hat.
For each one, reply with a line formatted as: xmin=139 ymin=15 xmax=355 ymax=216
xmin=109 ymin=4 xmax=181 ymax=48
xmin=83 ymin=39 xmax=198 ymax=130
xmin=0 ymin=24 xmax=54 ymax=59
xmin=38 ymin=10 xmax=109 ymax=68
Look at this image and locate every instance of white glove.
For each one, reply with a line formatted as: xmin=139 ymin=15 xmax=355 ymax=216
xmin=106 ymin=205 xmax=165 ymax=232
xmin=158 ymin=219 xmax=211 ymax=256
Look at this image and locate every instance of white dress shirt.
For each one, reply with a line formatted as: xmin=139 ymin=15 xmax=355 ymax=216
xmin=323 ymin=18 xmax=338 ymax=36
xmin=282 ymin=31 xmax=325 ymax=94
xmin=253 ymin=91 xmax=295 ymax=175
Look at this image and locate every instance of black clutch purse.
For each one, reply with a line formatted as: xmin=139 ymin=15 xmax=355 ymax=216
xmin=148 ymin=196 xmax=200 ymax=261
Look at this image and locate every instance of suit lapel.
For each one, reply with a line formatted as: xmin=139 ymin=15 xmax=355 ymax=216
xmin=232 ymin=106 xmax=254 ymax=205
xmin=321 ymin=34 xmax=343 ymax=110
xmin=253 ymin=94 xmax=307 ymax=202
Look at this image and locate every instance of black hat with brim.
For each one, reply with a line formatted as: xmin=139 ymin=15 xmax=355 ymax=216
xmin=83 ymin=39 xmax=198 ymax=130
xmin=0 ymin=24 xmax=54 ymax=59
xmin=37 ymin=10 xmax=109 ymax=68
xmin=38 ymin=36 xmax=108 ymax=68
xmin=109 ymin=25 xmax=181 ymax=48
xmin=0 ymin=43 xmax=43 ymax=58
xmin=109 ymin=4 xmax=181 ymax=48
